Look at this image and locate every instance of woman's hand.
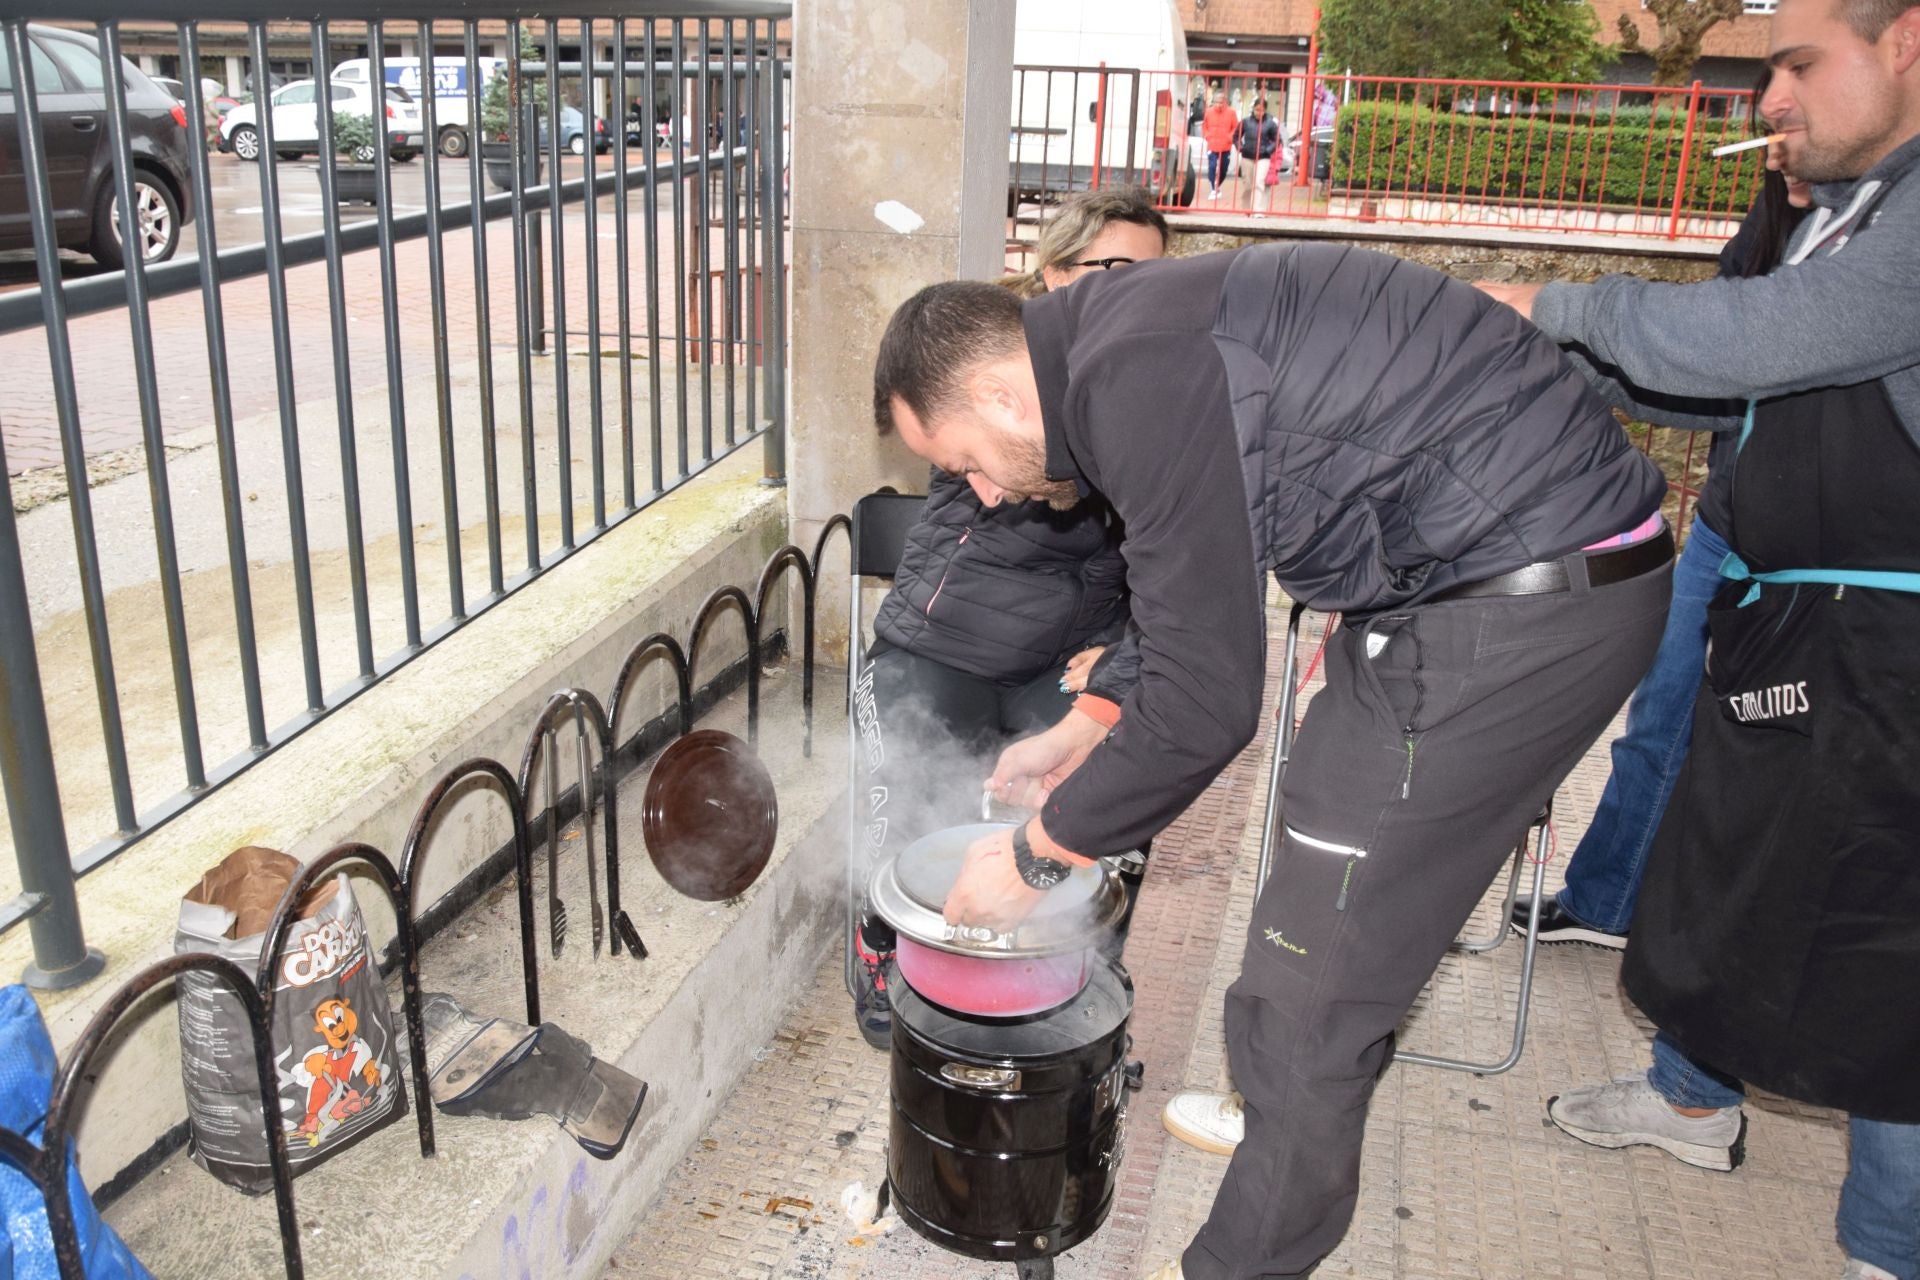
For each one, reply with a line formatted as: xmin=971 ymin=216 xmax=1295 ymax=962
xmin=1060 ymin=645 xmax=1106 ymax=694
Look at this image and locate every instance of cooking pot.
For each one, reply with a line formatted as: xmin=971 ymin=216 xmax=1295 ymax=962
xmin=867 ymin=823 xmax=1128 ymax=1018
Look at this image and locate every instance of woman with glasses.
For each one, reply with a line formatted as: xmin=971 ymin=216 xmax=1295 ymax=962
xmin=848 ymin=187 xmax=1170 ymax=1049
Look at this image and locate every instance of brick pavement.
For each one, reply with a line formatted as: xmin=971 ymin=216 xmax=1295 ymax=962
xmin=2 ymin=158 xmax=771 ymax=477
xmin=603 ymin=595 xmax=1852 ymax=1280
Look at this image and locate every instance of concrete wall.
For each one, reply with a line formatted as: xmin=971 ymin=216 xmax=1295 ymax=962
xmin=3 ymin=450 xmax=787 ymax=1188
xmin=787 ymin=0 xmax=1016 ymax=654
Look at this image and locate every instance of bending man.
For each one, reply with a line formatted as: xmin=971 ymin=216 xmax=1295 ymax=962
xmin=871 ymin=242 xmax=1672 ymax=1279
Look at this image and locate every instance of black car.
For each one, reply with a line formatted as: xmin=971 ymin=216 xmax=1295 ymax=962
xmin=0 ymin=23 xmax=196 ymax=269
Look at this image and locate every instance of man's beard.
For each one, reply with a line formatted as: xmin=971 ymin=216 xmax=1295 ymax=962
xmin=992 ymin=424 xmax=1081 ymax=511
xmin=1788 ymin=94 xmax=1901 ymax=183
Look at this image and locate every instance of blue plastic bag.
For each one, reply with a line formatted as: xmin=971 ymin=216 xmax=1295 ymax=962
xmin=0 ymin=984 xmax=152 ymax=1280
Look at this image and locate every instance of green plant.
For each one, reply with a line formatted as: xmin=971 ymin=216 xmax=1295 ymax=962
xmin=478 ymin=31 xmax=549 ymax=143
xmin=330 ymin=110 xmax=378 ymax=162
xmin=1326 ymin=101 xmax=1765 ymax=216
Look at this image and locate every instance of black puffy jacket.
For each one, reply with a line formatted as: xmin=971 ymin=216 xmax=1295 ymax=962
xmin=871 ymin=469 xmax=1129 ymax=685
xmin=1021 ymin=243 xmax=1665 ymax=857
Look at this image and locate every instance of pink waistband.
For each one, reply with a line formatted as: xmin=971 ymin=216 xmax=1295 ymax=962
xmin=1584 ymin=511 xmax=1666 ymax=551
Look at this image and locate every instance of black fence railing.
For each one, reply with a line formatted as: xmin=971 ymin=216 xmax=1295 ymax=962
xmin=0 ymin=4 xmax=791 ymax=987
xmin=0 ymin=523 xmax=846 ymax=1280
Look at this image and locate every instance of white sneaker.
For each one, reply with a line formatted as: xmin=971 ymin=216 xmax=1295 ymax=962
xmin=1144 ymin=1263 xmax=1184 ymax=1280
xmin=1842 ymin=1260 xmax=1898 ymax=1280
xmin=1547 ymin=1076 xmax=1746 ymax=1172
xmin=1162 ymin=1089 xmax=1243 ymax=1155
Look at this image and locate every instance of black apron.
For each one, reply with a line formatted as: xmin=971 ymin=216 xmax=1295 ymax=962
xmin=1621 ymin=377 xmax=1920 ymax=1123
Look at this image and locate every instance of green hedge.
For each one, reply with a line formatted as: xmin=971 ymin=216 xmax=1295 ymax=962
xmin=1327 ymin=101 xmax=1763 ymax=215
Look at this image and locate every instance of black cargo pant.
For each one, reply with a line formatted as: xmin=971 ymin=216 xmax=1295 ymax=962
xmin=1184 ymin=556 xmax=1671 ymax=1280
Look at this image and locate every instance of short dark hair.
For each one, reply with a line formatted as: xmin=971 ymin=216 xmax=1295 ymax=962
xmin=1839 ymin=0 xmax=1920 ymax=40
xmin=873 ymin=282 xmax=1026 ymax=436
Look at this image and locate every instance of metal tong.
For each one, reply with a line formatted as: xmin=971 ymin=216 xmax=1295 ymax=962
xmin=545 ymin=726 xmax=566 ymax=958
xmin=574 ymin=704 xmax=605 ymax=958
xmin=546 ymin=711 xmax=609 ymax=961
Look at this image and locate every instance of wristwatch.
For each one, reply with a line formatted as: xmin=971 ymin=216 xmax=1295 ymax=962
xmin=1012 ymin=823 xmax=1071 ymax=890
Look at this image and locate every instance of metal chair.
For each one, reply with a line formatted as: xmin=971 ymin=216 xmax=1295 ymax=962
xmin=1256 ymin=602 xmax=1551 ymax=1077
xmin=841 ymin=491 xmax=927 ymax=1001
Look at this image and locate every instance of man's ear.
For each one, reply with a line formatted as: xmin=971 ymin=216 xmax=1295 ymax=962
xmin=969 ymin=367 xmax=1021 ymax=422
xmin=1891 ymin=6 xmax=1920 ymax=75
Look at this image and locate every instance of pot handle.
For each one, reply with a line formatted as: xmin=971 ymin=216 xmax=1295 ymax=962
xmin=939 ymin=1063 xmax=1022 ymax=1092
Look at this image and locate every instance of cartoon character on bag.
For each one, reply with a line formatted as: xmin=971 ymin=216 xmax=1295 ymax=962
xmin=290 ymin=997 xmax=381 ymax=1146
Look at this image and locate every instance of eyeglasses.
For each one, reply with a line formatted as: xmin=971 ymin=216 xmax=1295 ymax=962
xmin=1068 ymin=257 xmax=1138 ymax=270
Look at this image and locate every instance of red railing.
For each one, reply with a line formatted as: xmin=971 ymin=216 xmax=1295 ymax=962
xmin=1012 ymin=66 xmax=1767 ymax=243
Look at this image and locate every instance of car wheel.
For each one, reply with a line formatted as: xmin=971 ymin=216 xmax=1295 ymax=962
xmin=276 ymin=149 xmax=303 ymax=161
xmin=89 ymin=172 xmax=181 ymax=270
xmin=351 ymin=143 xmax=377 ymax=164
xmin=569 ymin=133 xmax=587 ymax=157
xmin=229 ymin=124 xmax=262 ymax=162
xmin=438 ymin=126 xmax=468 ymax=158
xmin=391 ymin=149 xmax=418 ymax=163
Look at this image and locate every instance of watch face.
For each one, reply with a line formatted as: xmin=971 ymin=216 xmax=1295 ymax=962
xmin=1021 ymin=856 xmax=1071 ymax=890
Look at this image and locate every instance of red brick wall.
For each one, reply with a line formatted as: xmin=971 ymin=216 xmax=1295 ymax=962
xmin=1589 ymin=0 xmax=1772 ymax=60
xmin=1176 ymin=0 xmax=1319 ymax=39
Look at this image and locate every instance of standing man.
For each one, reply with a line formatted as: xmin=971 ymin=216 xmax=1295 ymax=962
xmin=871 ymin=242 xmax=1672 ymax=1279
xmin=1201 ymin=88 xmax=1238 ymax=201
xmin=1482 ymin=2 xmax=1920 ymax=1274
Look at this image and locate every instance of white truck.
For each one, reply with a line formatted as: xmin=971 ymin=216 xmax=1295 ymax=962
xmin=330 ymin=56 xmax=505 ymax=158
xmin=1011 ymin=0 xmax=1194 ymax=207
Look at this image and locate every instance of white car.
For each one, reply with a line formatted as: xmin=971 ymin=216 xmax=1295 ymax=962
xmin=219 ymin=78 xmax=423 ymax=162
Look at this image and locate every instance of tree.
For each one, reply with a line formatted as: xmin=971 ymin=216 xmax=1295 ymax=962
xmin=1320 ymin=0 xmax=1512 ymax=81
xmin=1322 ymin=0 xmax=1616 ymax=85
xmin=1503 ymin=0 xmax=1619 ymax=84
xmin=1617 ymin=0 xmax=1745 ymax=86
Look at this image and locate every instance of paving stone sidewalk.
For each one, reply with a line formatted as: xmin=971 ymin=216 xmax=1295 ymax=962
xmin=605 ymin=601 xmax=1850 ymax=1280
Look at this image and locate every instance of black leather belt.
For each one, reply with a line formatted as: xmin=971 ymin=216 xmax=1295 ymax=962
xmin=1432 ymin=527 xmax=1674 ymax=602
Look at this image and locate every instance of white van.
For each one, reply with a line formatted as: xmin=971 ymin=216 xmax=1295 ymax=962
xmin=1011 ymin=0 xmax=1193 ymax=206
xmin=331 ymin=56 xmax=505 ymax=158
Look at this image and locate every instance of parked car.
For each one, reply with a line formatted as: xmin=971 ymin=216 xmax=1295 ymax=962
xmin=331 ymin=55 xmax=505 ymax=159
xmin=149 ymin=74 xmax=225 ymax=107
xmin=549 ymin=105 xmax=609 ymax=156
xmin=219 ymin=78 xmax=422 ymax=162
xmin=0 ymin=23 xmax=196 ymax=269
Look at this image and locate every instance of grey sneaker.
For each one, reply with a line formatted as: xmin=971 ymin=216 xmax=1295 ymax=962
xmin=1842 ymin=1260 xmax=1898 ymax=1280
xmin=1547 ymin=1076 xmax=1746 ymax=1172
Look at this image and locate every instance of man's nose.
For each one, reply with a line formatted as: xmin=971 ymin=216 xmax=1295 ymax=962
xmin=967 ymin=473 xmax=1006 ymax=507
xmin=1759 ymin=80 xmax=1794 ymax=130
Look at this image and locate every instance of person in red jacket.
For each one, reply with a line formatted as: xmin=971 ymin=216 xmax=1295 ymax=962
xmin=1201 ymin=87 xmax=1238 ymax=201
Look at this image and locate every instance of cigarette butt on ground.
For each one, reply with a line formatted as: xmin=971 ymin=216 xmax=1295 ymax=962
xmin=1712 ymin=133 xmax=1784 ymax=158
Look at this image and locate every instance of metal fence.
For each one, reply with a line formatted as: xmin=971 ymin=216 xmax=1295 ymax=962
xmin=0 ymin=525 xmax=844 ymax=1280
xmin=0 ymin=3 xmax=790 ymax=986
xmin=1012 ymin=65 xmax=1766 ymax=241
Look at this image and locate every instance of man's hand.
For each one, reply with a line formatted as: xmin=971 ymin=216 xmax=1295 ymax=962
xmin=1474 ymin=280 xmax=1544 ymax=319
xmin=987 ymin=708 xmax=1109 ymax=810
xmin=941 ymin=828 xmax=1047 ymax=931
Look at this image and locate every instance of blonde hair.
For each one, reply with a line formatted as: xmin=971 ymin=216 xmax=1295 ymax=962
xmin=1000 ymin=186 xmax=1171 ymax=299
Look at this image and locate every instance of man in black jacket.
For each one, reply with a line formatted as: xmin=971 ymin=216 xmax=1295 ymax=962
xmin=871 ymin=243 xmax=1673 ymax=1279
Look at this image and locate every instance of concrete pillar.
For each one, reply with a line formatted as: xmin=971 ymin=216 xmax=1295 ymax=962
xmin=225 ymin=54 xmax=242 ymax=96
xmin=786 ymin=0 xmax=1015 ymax=656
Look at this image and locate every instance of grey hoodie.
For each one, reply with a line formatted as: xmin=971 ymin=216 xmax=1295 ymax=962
xmin=1532 ymin=132 xmax=1920 ymax=445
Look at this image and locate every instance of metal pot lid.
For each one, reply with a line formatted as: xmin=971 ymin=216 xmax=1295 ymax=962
xmin=867 ymin=822 xmax=1127 ymax=958
xmin=641 ymin=729 xmax=778 ymax=901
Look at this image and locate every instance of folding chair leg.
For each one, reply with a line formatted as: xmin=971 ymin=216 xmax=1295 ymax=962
xmin=1450 ymin=830 xmax=1530 ymax=955
xmin=844 ymin=578 xmax=866 ymax=1002
xmin=1391 ymin=812 xmax=1550 ymax=1077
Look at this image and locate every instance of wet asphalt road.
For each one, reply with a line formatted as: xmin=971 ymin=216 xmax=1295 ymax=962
xmin=0 ymin=148 xmax=625 ymax=291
